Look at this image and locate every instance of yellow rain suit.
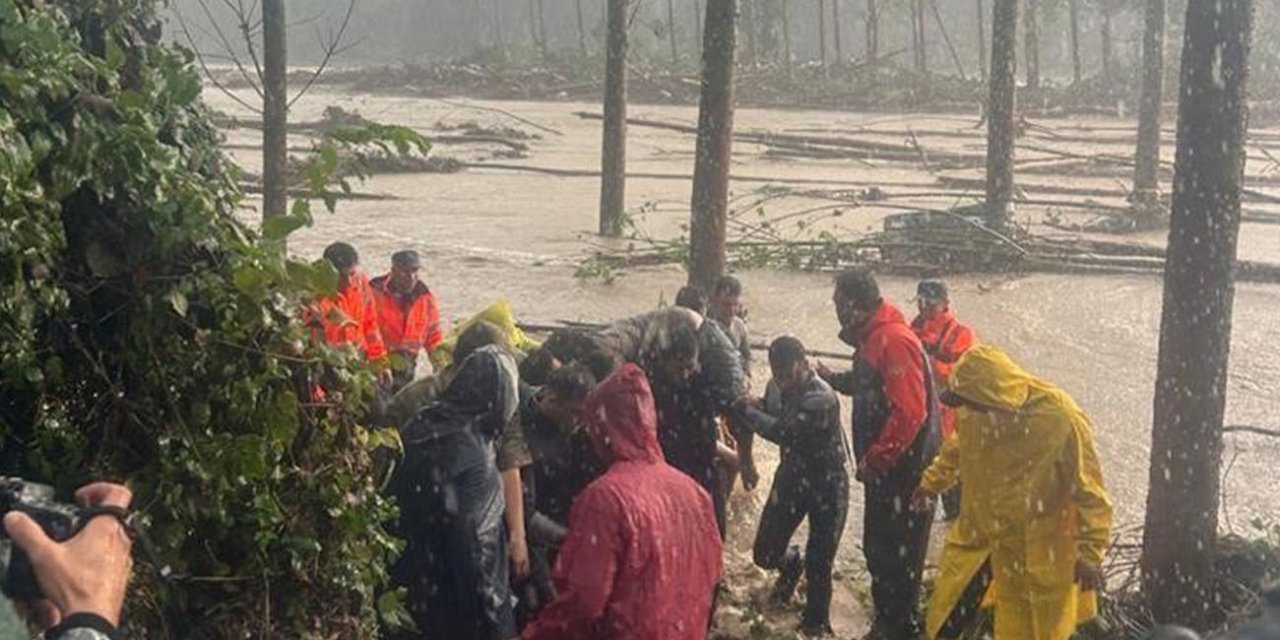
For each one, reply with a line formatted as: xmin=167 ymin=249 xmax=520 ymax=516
xmin=921 ymin=345 xmax=1113 ymax=640
xmin=429 ymin=299 xmax=541 ymax=371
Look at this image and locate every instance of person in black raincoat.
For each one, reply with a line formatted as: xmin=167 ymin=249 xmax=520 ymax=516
xmin=390 ymin=343 xmax=520 ymax=640
xmin=585 ymin=307 xmax=746 ymax=533
xmin=732 ymin=336 xmax=849 ymax=636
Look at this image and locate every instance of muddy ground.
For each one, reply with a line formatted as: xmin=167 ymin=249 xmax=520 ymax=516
xmin=208 ymin=86 xmax=1280 ymax=638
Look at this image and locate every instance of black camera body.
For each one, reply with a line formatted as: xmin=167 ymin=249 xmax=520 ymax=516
xmin=0 ymin=478 xmax=82 ymax=601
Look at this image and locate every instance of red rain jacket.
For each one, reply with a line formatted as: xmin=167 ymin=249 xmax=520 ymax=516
xmin=308 ymin=272 xmax=387 ymax=361
xmin=911 ymin=310 xmax=976 ymax=437
xmin=522 ymin=364 xmax=723 ymax=640
xmin=369 ymin=275 xmax=443 ymax=356
xmin=850 ymin=302 xmax=930 ymax=473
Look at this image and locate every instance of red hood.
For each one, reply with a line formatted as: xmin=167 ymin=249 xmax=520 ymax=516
xmin=840 ymin=301 xmax=908 ymax=347
xmin=581 ymin=363 xmax=665 ymax=465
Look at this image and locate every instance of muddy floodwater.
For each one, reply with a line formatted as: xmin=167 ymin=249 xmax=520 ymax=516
xmin=211 ymin=88 xmax=1280 ymax=636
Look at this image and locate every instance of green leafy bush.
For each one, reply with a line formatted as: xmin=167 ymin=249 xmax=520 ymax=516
xmin=0 ymin=0 xmax=407 ymax=636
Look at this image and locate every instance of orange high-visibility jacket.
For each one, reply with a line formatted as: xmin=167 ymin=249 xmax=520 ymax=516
xmin=309 ymin=272 xmax=387 ymax=361
xmin=912 ymin=310 xmax=976 ymax=438
xmin=369 ymin=274 xmax=443 ymax=356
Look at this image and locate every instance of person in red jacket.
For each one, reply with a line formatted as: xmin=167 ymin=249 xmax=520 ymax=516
xmin=370 ymin=250 xmax=444 ymax=392
xmin=521 ymin=363 xmax=723 ymax=640
xmin=910 ymin=279 xmax=976 ymax=522
xmin=307 ymin=243 xmax=390 ymax=386
xmin=817 ymin=268 xmax=940 ymax=640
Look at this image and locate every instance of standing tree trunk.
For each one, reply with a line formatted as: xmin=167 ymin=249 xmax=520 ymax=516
xmin=599 ymin=0 xmax=628 ymax=237
xmin=689 ymin=0 xmax=738 ymax=292
xmin=833 ymin=0 xmax=843 ymax=63
xmin=913 ymin=0 xmax=929 ymax=73
xmin=1068 ymin=0 xmax=1082 ymax=84
xmin=781 ymin=0 xmax=793 ymax=70
xmin=695 ymin=0 xmax=704 ymax=54
xmin=1024 ymin=0 xmax=1041 ymax=89
xmin=819 ymin=0 xmax=829 ymax=66
xmin=576 ymin=0 xmax=588 ymax=57
xmin=742 ymin=0 xmax=758 ymax=66
xmin=760 ymin=0 xmax=782 ymax=63
xmin=866 ymin=0 xmax=879 ymax=65
xmin=262 ymin=0 xmax=287 ymax=224
xmin=931 ymin=0 xmax=968 ymax=79
xmin=976 ymin=0 xmax=988 ymax=83
xmin=1101 ymin=9 xmax=1114 ymax=84
xmin=537 ymin=0 xmax=548 ymax=58
xmin=1142 ymin=0 xmax=1251 ymax=627
xmin=494 ymin=0 xmax=508 ymax=60
xmin=1133 ymin=0 xmax=1168 ymax=209
xmin=985 ymin=0 xmax=1018 ymax=228
xmin=668 ymin=0 xmax=681 ymax=65
xmin=529 ymin=0 xmax=547 ymax=60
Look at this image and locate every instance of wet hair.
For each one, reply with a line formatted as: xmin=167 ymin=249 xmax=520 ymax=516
xmin=674 ymin=286 xmax=707 ymax=314
xmin=455 ymin=320 xmax=509 ymax=363
xmin=652 ymin=321 xmax=700 ymax=364
xmin=834 ymin=267 xmax=881 ymax=310
xmin=768 ymin=335 xmax=808 ymax=371
xmin=713 ymin=275 xmax=742 ymax=298
xmin=580 ymin=349 xmax=619 ymax=382
xmin=543 ymin=329 xmax=600 ymax=364
xmin=323 ymin=242 xmax=359 ymax=272
xmin=519 ymin=347 xmax=560 ymax=386
xmin=544 ymin=363 xmax=597 ymax=403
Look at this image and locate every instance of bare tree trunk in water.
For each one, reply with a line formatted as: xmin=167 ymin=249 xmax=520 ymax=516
xmin=819 ymin=0 xmax=828 ymax=67
xmin=1069 ymin=0 xmax=1082 ymax=84
xmin=600 ymin=0 xmax=628 ymax=237
xmin=668 ymin=0 xmax=680 ymax=65
xmin=866 ymin=0 xmax=879 ymax=65
xmin=262 ymin=0 xmax=288 ymax=225
xmin=833 ymin=0 xmax=843 ymax=63
xmin=985 ymin=0 xmax=1018 ymax=228
xmin=1142 ymin=0 xmax=1251 ymax=627
xmin=1101 ymin=9 xmax=1114 ymax=83
xmin=976 ymin=0 xmax=987 ymax=83
xmin=576 ymin=0 xmax=588 ymax=57
xmin=689 ymin=0 xmax=738 ymax=292
xmin=1133 ymin=0 xmax=1168 ymax=210
xmin=1024 ymin=0 xmax=1040 ymax=89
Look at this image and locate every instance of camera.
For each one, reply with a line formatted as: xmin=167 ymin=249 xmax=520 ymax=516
xmin=0 ymin=478 xmax=82 ymax=601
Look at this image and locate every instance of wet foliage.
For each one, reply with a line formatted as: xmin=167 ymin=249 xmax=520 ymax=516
xmin=0 ymin=0 xmax=410 ymax=635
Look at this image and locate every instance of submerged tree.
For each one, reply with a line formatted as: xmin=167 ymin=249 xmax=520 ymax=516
xmin=689 ymin=0 xmax=738 ymax=292
xmin=985 ymin=0 xmax=1019 ymax=228
xmin=1142 ymin=0 xmax=1252 ymax=628
xmin=600 ymin=0 xmax=629 ymax=237
xmin=1133 ymin=0 xmax=1168 ymax=212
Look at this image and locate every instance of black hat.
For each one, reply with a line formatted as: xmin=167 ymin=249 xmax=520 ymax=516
xmin=323 ymin=242 xmax=359 ymax=271
xmin=916 ymin=279 xmax=949 ymax=302
xmin=392 ymin=250 xmax=421 ymax=270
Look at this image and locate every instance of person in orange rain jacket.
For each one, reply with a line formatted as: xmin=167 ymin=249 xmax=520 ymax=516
xmin=910 ymin=279 xmax=976 ymax=522
xmin=370 ymin=250 xmax=444 ymax=392
xmin=307 ymin=242 xmax=391 ymax=385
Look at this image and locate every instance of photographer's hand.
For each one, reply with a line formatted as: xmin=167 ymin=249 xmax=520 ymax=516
xmin=4 ymin=482 xmax=134 ymax=629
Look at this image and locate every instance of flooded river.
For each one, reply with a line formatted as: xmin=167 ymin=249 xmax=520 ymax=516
xmin=211 ymin=89 xmax=1280 ymax=635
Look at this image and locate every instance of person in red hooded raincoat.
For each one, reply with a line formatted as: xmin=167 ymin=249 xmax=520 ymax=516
xmin=521 ymin=363 xmax=723 ymax=640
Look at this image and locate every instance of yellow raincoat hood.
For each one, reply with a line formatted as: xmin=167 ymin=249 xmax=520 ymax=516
xmin=922 ymin=345 xmax=1114 ymax=640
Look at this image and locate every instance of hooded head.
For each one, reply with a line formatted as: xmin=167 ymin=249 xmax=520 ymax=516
xmin=947 ymin=344 xmax=1034 ymax=412
xmin=439 ymin=344 xmax=520 ymax=440
xmin=580 ymin=363 xmax=664 ymax=465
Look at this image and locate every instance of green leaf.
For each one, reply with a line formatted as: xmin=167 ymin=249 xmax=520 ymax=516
xmin=377 ymin=588 xmax=417 ymax=632
xmin=264 ymin=390 xmax=299 ymax=447
xmin=262 ymin=214 xmax=309 ymax=242
xmin=233 ymin=264 xmax=269 ymax=297
xmin=166 ymin=289 xmax=189 ymax=317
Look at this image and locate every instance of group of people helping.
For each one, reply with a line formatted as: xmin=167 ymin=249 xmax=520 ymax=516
xmin=307 ymin=241 xmax=1114 ymax=640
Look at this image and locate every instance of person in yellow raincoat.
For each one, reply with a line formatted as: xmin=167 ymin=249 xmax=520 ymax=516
xmin=911 ymin=344 xmax=1113 ymax=640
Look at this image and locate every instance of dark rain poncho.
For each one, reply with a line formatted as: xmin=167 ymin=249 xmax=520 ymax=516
xmin=391 ymin=345 xmax=520 ymax=640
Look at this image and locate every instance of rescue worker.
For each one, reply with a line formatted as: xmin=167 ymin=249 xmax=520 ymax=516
xmin=709 ymin=275 xmax=759 ymax=493
xmin=513 ymin=364 xmax=605 ymax=626
xmin=732 ymin=336 xmax=848 ymax=637
xmin=817 ymin=268 xmax=939 ymax=640
xmin=521 ymin=364 xmax=723 ymax=639
xmin=370 ymin=250 xmax=444 ymax=392
xmin=308 ymin=242 xmax=391 ymax=384
xmin=674 ymin=285 xmax=708 ymax=315
xmin=911 ymin=345 xmax=1113 ymax=640
xmin=390 ymin=342 xmax=521 ymax=640
xmin=910 ymin=279 xmax=976 ymax=521
xmin=588 ymin=307 xmax=747 ymax=534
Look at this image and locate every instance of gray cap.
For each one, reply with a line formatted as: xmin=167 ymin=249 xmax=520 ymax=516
xmin=392 ymin=250 xmax=421 ymax=270
xmin=916 ymin=279 xmax=949 ymax=301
